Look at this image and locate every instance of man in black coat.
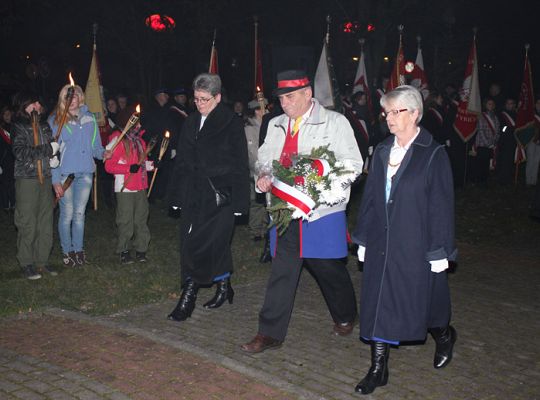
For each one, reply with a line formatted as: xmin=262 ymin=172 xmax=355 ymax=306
xmin=167 ymin=73 xmax=250 ymax=322
xmin=142 ymin=88 xmax=172 ymax=202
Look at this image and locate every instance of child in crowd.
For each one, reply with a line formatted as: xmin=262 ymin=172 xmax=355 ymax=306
xmin=105 ymin=125 xmax=153 ymax=264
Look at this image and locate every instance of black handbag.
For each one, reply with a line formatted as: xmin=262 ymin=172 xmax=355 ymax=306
xmin=207 ymin=178 xmax=231 ymax=207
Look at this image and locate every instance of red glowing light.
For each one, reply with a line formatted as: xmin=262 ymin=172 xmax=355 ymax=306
xmin=145 ymin=14 xmax=176 ymax=32
xmin=367 ymin=24 xmax=375 ymax=32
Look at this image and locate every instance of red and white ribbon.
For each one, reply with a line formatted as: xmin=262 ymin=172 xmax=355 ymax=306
xmin=311 ymin=159 xmax=330 ymax=176
xmin=271 ymin=178 xmax=316 ymax=218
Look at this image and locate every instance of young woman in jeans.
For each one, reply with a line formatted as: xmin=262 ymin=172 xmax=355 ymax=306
xmin=49 ymin=84 xmax=111 ymax=266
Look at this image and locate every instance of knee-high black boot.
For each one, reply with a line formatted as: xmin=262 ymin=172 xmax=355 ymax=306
xmin=355 ymin=341 xmax=390 ymax=395
xmin=203 ymin=278 xmax=234 ymax=309
xmin=167 ymin=279 xmax=199 ymax=321
xmin=430 ymin=325 xmax=457 ymax=369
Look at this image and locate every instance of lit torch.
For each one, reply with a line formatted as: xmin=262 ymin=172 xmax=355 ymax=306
xmin=109 ymin=104 xmax=141 ymax=152
xmin=120 ymin=134 xmax=158 ymax=192
xmin=256 ymin=86 xmax=268 ymax=114
xmin=147 ymin=130 xmax=170 ymax=198
xmin=54 ymin=73 xmax=76 ymax=141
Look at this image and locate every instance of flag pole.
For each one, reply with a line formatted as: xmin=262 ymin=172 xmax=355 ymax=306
xmin=515 ymin=43 xmax=530 ymax=186
xmin=325 ymin=15 xmax=335 ymax=108
xmin=397 ymin=25 xmax=404 ymax=86
xmin=254 ymin=16 xmax=258 ymax=97
xmin=462 ymin=28 xmax=478 ymax=187
xmin=92 ymin=22 xmax=99 ymax=211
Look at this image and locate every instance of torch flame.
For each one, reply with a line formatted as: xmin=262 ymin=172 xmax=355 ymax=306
xmin=68 ymin=73 xmax=75 ymax=86
xmin=165 ymin=131 xmax=170 ymax=138
xmin=135 ymin=104 xmax=141 ymax=113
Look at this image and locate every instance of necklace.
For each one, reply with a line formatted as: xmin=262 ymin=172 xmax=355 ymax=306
xmin=388 ymin=160 xmax=401 ymax=167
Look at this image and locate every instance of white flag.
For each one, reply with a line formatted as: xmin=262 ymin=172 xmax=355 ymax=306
xmin=314 ymin=40 xmax=333 ymax=108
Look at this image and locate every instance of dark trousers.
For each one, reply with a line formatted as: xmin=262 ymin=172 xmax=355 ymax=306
xmin=472 ymin=147 xmax=492 ymax=183
xmin=14 ymin=177 xmax=53 ymax=267
xmin=258 ymin=221 xmax=357 ymax=341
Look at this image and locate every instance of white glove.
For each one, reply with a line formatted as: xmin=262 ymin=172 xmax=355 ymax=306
xmin=49 ymin=155 xmax=60 ymax=168
xmin=357 ymin=245 xmax=366 ymax=262
xmin=171 ymin=149 xmax=177 ymax=159
xmin=145 ymin=160 xmax=154 ymax=171
xmin=430 ymin=259 xmax=449 ymax=273
xmin=50 ymin=142 xmax=60 ymax=155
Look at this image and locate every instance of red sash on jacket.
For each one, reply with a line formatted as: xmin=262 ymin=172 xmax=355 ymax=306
xmin=482 ymin=112 xmax=498 ymax=136
xmin=500 ymin=111 xmax=516 ymax=128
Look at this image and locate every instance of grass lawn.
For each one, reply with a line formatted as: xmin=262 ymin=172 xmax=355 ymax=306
xmin=1 ymin=179 xmax=538 ymax=317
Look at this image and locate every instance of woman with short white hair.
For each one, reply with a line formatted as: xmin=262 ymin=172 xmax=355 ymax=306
xmin=352 ymin=85 xmax=457 ymax=394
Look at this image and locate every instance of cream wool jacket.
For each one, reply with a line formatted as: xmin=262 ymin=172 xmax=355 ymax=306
xmin=258 ymin=98 xmax=363 ymax=221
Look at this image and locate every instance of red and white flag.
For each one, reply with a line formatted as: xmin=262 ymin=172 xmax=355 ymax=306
xmin=410 ymin=46 xmax=429 ymax=99
xmin=352 ymin=49 xmax=374 ymax=122
xmin=453 ymin=37 xmax=481 ymax=143
xmin=515 ymin=48 xmax=536 ymax=150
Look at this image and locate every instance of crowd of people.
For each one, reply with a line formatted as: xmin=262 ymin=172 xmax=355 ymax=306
xmin=1 ymin=67 xmax=540 ymax=394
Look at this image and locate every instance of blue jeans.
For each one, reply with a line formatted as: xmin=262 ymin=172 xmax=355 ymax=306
xmin=58 ymin=173 xmax=93 ymax=253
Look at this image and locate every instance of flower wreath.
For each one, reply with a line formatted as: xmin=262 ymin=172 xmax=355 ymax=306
xmin=266 ymin=145 xmax=358 ymax=235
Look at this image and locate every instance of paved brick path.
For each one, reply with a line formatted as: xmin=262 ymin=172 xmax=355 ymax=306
xmin=1 ymin=242 xmax=539 ymax=399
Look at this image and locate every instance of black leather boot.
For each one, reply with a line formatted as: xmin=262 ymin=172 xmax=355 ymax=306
xmin=355 ymin=341 xmax=390 ymax=395
xmin=203 ymin=278 xmax=234 ymax=309
xmin=430 ymin=325 xmax=457 ymax=369
xmin=167 ymin=280 xmax=199 ymax=321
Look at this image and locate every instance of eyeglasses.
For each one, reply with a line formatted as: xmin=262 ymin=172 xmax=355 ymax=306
xmin=381 ymin=109 xmax=408 ymax=118
xmin=193 ymin=96 xmax=215 ymax=104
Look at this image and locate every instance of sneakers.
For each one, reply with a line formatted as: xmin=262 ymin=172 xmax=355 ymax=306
xmin=120 ymin=251 xmax=134 ymax=265
xmin=38 ymin=265 xmax=58 ymax=277
xmin=62 ymin=252 xmax=77 ymax=267
xmin=135 ymin=252 xmax=147 ymax=263
xmin=22 ymin=265 xmax=42 ymax=280
xmin=74 ymin=251 xmax=88 ymax=265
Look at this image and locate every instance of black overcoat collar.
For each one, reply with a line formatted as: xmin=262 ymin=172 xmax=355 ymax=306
xmin=194 ymin=103 xmax=235 ymax=138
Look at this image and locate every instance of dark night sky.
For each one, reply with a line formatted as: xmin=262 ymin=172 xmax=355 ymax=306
xmin=0 ymin=0 xmax=538 ymax=105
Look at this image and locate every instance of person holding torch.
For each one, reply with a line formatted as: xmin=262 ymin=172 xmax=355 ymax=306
xmin=11 ymin=91 xmax=60 ymax=279
xmin=105 ymin=123 xmax=153 ymax=264
xmin=49 ymin=82 xmax=112 ymax=267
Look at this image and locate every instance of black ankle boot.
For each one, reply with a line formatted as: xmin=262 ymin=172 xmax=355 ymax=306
xmin=167 ymin=280 xmax=199 ymax=321
xmin=355 ymin=341 xmax=390 ymax=395
xmin=203 ymin=278 xmax=234 ymax=309
xmin=430 ymin=325 xmax=457 ymax=369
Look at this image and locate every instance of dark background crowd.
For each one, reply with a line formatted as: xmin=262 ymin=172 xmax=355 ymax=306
xmin=2 ymin=0 xmax=540 ymax=215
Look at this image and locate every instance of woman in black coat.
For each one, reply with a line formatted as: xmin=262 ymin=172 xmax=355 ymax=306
xmin=352 ymin=85 xmax=457 ymax=395
xmin=167 ymin=73 xmax=250 ymax=322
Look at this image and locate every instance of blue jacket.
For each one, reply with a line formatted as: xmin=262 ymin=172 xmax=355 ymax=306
xmin=352 ymin=127 xmax=457 ymax=342
xmin=49 ymin=105 xmax=104 ymax=184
